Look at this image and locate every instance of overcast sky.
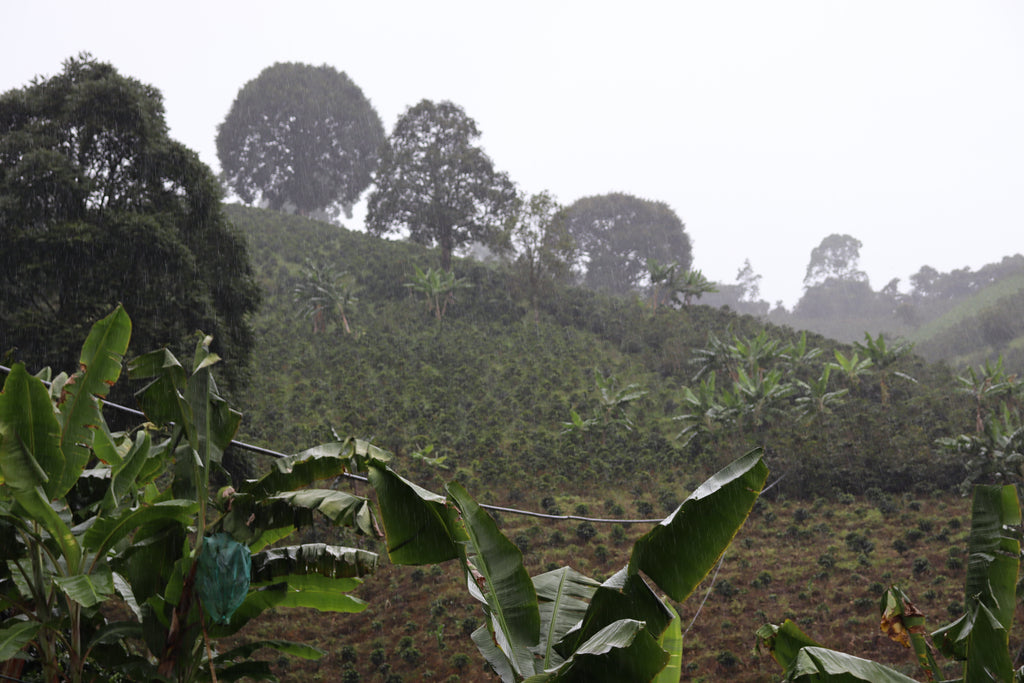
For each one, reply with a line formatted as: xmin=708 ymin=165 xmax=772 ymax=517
xmin=4 ymin=1 xmax=1022 ymax=307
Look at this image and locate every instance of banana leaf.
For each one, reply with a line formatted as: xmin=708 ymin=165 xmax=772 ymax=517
xmin=782 ymin=647 xmax=919 ymax=682
xmin=0 ymin=363 xmax=62 ymax=493
xmin=241 ymin=441 xmax=356 ymax=498
xmin=367 ymin=463 xmax=462 ymax=564
xmin=448 ymin=480 xmax=539 ymax=678
xmin=652 ymin=604 xmax=682 ymax=683
xmin=55 ymin=305 xmax=130 ymax=500
xmin=532 ymin=567 xmax=601 ymax=669
xmin=250 ymin=543 xmax=377 ymax=582
xmin=628 ymin=447 xmax=767 ymax=602
xmin=933 ymin=484 xmax=1019 ymax=680
xmin=530 ymin=619 xmax=669 ymax=683
xmin=0 ymin=619 xmax=41 ymax=660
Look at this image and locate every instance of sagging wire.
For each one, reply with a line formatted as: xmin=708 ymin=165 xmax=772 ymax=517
xmin=0 ymin=363 xmax=780 ymax=527
xmin=681 ymin=472 xmax=786 ymax=641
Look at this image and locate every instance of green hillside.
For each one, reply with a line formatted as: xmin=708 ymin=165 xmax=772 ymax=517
xmin=209 ymin=205 xmax=1022 ymax=681
xmin=227 ymin=204 xmax=968 ymax=504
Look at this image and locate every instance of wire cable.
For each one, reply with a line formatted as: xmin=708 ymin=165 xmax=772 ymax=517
xmin=0 ymin=363 xmax=778 ymax=526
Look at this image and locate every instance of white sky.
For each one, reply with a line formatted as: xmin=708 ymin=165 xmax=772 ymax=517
xmin=4 ymin=1 xmax=1023 ymax=307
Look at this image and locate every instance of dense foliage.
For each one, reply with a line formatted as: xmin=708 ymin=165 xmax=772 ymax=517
xmin=216 ymin=62 xmax=385 ymax=218
xmin=229 ymin=204 xmax=968 ymax=500
xmin=563 ymin=193 xmax=693 ymax=295
xmin=0 ymin=54 xmax=260 ymax=384
xmin=366 ymin=99 xmax=517 ymax=270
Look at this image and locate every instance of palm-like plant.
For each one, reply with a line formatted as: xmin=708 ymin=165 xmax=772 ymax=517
xmin=293 ymin=259 xmax=359 ymax=334
xmin=674 ymin=268 xmax=718 ymax=306
xmin=853 ymin=332 xmax=916 ymax=403
xmin=794 ymin=365 xmax=848 ymax=422
xmin=645 ymin=258 xmax=681 ymax=311
xmin=828 ymin=349 xmax=873 ymax=387
xmin=404 ymin=264 xmax=471 ymax=320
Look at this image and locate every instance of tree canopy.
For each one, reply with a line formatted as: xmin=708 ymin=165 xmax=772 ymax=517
xmin=0 ymin=54 xmax=260 ymax=381
xmin=216 ymin=62 xmax=385 ymax=218
xmin=563 ymin=193 xmax=692 ymax=295
xmin=366 ymin=99 xmax=516 ymax=270
xmin=803 ymin=233 xmax=868 ymax=288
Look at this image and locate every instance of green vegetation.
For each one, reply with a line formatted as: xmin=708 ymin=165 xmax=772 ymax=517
xmin=0 ymin=54 xmax=260 ymax=385
xmin=0 ymin=308 xmax=379 ymax=681
xmin=216 ymin=62 xmax=385 ymax=218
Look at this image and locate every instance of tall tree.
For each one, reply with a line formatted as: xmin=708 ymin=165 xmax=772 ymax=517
xmin=563 ymin=193 xmax=692 ymax=295
xmin=502 ymin=191 xmax=577 ymax=318
xmin=217 ymin=62 xmax=385 ymax=219
xmin=803 ymin=233 xmax=868 ymax=288
xmin=366 ymin=99 xmax=516 ymax=270
xmin=0 ymin=54 xmax=260 ymax=382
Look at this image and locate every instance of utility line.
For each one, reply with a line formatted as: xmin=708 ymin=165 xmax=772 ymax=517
xmin=0 ymin=363 xmax=780 ymax=526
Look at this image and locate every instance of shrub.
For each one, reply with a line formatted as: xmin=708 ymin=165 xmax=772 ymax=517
xmin=576 ymin=521 xmax=598 ymax=542
xmin=844 ymin=531 xmax=874 ymax=554
xmin=714 ymin=579 xmax=738 ymax=599
xmin=716 ymin=650 xmax=738 ymax=667
xmin=449 ymin=653 xmax=470 ymax=671
xmin=913 ymin=557 xmax=930 ymax=575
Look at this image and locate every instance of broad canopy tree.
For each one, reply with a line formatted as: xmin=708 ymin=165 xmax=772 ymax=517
xmin=501 ymin=190 xmax=577 ymax=317
xmin=0 ymin=54 xmax=260 ymax=381
xmin=217 ymin=62 xmax=385 ymax=219
xmin=802 ymin=233 xmax=868 ymax=288
xmin=366 ymin=99 xmax=516 ymax=271
xmin=563 ymin=192 xmax=693 ymax=295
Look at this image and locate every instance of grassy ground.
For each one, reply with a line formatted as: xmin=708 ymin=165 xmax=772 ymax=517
xmin=217 ymin=488 xmax=1020 ymax=682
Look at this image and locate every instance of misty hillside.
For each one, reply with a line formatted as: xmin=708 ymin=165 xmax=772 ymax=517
xmin=221 ymin=204 xmax=1016 ymax=683
xmin=734 ymin=254 xmax=1024 ymax=372
xmin=227 ymin=204 xmax=970 ymax=502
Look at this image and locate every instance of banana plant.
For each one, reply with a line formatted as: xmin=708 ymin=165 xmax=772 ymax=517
xmin=358 ymin=447 xmax=768 ymax=681
xmin=405 ymin=264 xmax=471 ymax=320
xmin=758 ymin=483 xmax=1022 ymax=682
xmin=793 ymin=365 xmax=848 ymax=422
xmin=0 ymin=306 xmax=190 ymax=683
xmin=853 ymin=332 xmax=916 ymax=404
xmin=0 ymin=308 xmax=382 ymax=682
xmin=828 ymin=349 xmax=873 ymax=387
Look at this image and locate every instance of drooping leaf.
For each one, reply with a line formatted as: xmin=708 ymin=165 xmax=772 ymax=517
xmin=756 ymin=619 xmax=822 ymax=670
xmin=242 ymin=442 xmax=358 ymax=498
xmin=556 ymin=568 xmax=672 ymax=658
xmin=367 ymin=463 xmax=462 ymax=564
xmin=0 ymin=619 xmax=41 ymax=660
xmin=215 ymin=639 xmax=324 ymax=662
xmin=533 ymin=567 xmax=601 ymax=669
xmin=448 ymin=480 xmax=540 ymax=677
xmin=82 ymin=499 xmax=196 ymax=557
xmin=652 ymin=604 xmax=682 ymax=683
xmin=54 ymin=564 xmax=115 ymax=608
xmin=250 ymin=543 xmax=377 ymax=583
xmin=629 ymin=448 xmax=766 ymax=601
xmin=548 ymin=618 xmax=669 ymax=683
xmin=233 ymin=488 xmax=374 ymax=539
xmin=0 ymin=363 xmax=61 ymax=491
xmin=267 ymin=573 xmax=368 ymax=613
xmin=782 ymin=646 xmax=919 ymax=682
